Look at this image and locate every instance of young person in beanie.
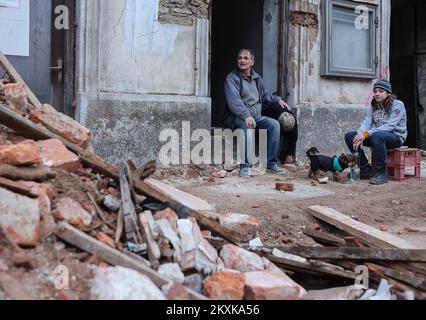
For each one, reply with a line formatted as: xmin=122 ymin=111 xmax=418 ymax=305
xmin=344 ymin=79 xmax=407 ymax=185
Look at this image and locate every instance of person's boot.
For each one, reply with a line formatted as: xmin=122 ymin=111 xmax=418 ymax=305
xmin=359 ymin=164 xmax=373 ymax=180
xmin=370 ymin=167 xmax=388 ymax=185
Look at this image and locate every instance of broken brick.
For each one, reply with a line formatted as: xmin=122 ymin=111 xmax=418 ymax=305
xmin=3 ymin=83 xmax=28 ymax=113
xmin=56 ymin=289 xmax=79 ymax=301
xmin=12 ymin=252 xmax=37 ymax=270
xmin=0 ymin=140 xmax=41 ymax=166
xmin=276 ymin=182 xmax=295 ymax=192
xmin=96 ymin=232 xmax=116 ymax=249
xmin=29 ymin=104 xmax=91 ymax=147
xmin=0 ymin=259 xmax=9 ymax=272
xmin=37 ymin=139 xmax=81 ymax=172
xmin=203 ymin=270 xmax=245 ymax=300
xmin=220 ymin=245 xmax=265 ymax=273
xmin=154 ymin=208 xmax=178 ymax=233
xmin=53 ymin=197 xmax=93 ymax=228
xmin=19 ymin=181 xmax=52 ymax=217
xmin=243 ymin=271 xmax=307 ymax=300
xmin=219 ymin=213 xmax=260 ymax=243
xmin=0 ymin=187 xmax=40 ymax=247
xmin=165 ymin=283 xmax=192 ymax=300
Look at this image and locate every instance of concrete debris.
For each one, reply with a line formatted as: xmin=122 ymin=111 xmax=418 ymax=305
xmin=0 ymin=187 xmax=40 ymax=247
xmin=103 ymin=195 xmax=121 ymax=212
xmin=53 ymin=198 xmax=93 ymax=228
xmin=90 ymin=266 xmax=166 ymax=300
xmin=158 ymin=263 xmax=185 ymax=284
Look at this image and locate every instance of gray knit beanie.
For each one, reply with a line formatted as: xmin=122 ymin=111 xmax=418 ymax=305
xmin=373 ymin=79 xmax=392 ymax=93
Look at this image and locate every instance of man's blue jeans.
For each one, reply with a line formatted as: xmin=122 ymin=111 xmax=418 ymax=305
xmin=234 ymin=116 xmax=280 ymax=169
xmin=345 ymin=131 xmax=403 ymax=169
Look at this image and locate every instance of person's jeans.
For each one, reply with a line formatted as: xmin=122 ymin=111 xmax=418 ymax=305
xmin=234 ymin=116 xmax=280 ymax=169
xmin=345 ymin=131 xmax=403 ymax=169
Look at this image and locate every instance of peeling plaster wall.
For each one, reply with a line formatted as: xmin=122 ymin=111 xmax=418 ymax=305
xmin=286 ymin=0 xmax=387 ymax=106
xmin=159 ymin=0 xmax=210 ymax=26
xmin=286 ymin=0 xmax=390 ymax=159
xmin=76 ymin=0 xmax=211 ymax=165
xmin=99 ymin=0 xmax=195 ymax=95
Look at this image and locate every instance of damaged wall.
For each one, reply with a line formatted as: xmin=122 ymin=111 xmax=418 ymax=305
xmin=286 ymin=0 xmax=390 ymax=158
xmin=76 ymin=0 xmax=210 ymax=166
xmin=158 ymin=0 xmax=210 ymax=26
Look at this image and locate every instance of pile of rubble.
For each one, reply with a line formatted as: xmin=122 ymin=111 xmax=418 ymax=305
xmin=1 ymin=51 xmax=426 ymax=301
xmin=0 ymin=52 xmax=307 ymax=300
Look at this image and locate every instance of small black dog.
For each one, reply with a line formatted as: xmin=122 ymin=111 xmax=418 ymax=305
xmin=306 ymin=147 xmax=357 ymax=183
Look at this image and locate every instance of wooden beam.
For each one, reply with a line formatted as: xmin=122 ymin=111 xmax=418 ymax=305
xmin=55 ymin=222 xmax=207 ymax=300
xmin=308 ymin=205 xmax=419 ymax=249
xmin=303 ymin=228 xmax=346 ymax=247
xmin=0 ymin=177 xmax=38 ymax=198
xmin=0 ymin=50 xmax=43 ymax=110
xmin=264 ymin=253 xmax=358 ymax=280
xmin=366 ymin=263 xmax=426 ymax=291
xmin=0 ymin=164 xmax=56 ymax=182
xmin=139 ymin=214 xmax=161 ymax=269
xmin=269 ymin=246 xmax=426 ymax=262
xmin=119 ymin=162 xmax=142 ymax=244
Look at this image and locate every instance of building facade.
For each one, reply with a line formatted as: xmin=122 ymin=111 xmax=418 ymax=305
xmin=1 ymin=0 xmax=425 ymax=165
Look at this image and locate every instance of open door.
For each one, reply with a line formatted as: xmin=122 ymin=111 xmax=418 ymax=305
xmin=210 ymin=0 xmax=283 ymax=127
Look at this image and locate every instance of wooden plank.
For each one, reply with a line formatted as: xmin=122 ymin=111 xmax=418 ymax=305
xmin=144 ymin=210 xmax=159 ymax=240
xmin=366 ymin=263 xmax=426 ymax=291
xmin=0 ymin=50 xmax=43 ymax=110
xmin=0 ymin=164 xmax=56 ymax=182
xmin=274 ymin=246 xmax=426 ymax=262
xmin=264 ymin=253 xmax=358 ymax=280
xmin=145 ymin=178 xmax=213 ymax=211
xmin=139 ymin=214 xmax=161 ymax=269
xmin=0 ymin=177 xmax=38 ymax=198
xmin=119 ymin=162 xmax=142 ymax=244
xmin=249 ymin=246 xmax=357 ymax=280
xmin=308 ymin=205 xmax=419 ymax=249
xmin=303 ymin=228 xmax=346 ymax=247
xmin=55 ymin=222 xmax=207 ymax=300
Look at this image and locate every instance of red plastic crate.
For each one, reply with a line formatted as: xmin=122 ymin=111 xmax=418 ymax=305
xmin=372 ymin=148 xmax=422 ymax=181
xmin=387 ymin=164 xmax=421 ymax=181
xmin=387 ymin=148 xmax=421 ymax=167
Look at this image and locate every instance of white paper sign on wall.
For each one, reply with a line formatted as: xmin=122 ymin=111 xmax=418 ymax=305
xmin=0 ymin=0 xmax=30 ymax=56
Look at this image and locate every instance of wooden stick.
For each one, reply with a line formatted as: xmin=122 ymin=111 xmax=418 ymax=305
xmin=0 ymin=164 xmax=56 ymax=182
xmin=258 ymin=246 xmax=426 ymax=262
xmin=309 ymin=205 xmax=419 ymax=249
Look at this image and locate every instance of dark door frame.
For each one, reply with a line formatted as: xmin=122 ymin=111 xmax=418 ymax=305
xmin=51 ymin=0 xmax=76 ymax=118
xmin=278 ymin=0 xmax=289 ymax=99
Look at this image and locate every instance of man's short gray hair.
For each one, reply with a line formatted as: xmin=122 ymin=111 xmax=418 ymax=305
xmin=238 ymin=49 xmax=255 ymax=61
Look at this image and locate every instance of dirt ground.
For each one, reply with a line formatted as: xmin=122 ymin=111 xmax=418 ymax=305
xmin=160 ymin=161 xmax=426 ymax=249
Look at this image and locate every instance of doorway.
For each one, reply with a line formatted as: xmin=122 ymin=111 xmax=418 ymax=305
xmin=390 ymin=0 xmax=426 ymax=148
xmin=210 ymin=0 xmax=284 ymax=127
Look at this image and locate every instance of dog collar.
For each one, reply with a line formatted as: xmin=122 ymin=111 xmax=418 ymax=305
xmin=333 ymin=157 xmax=343 ymax=172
